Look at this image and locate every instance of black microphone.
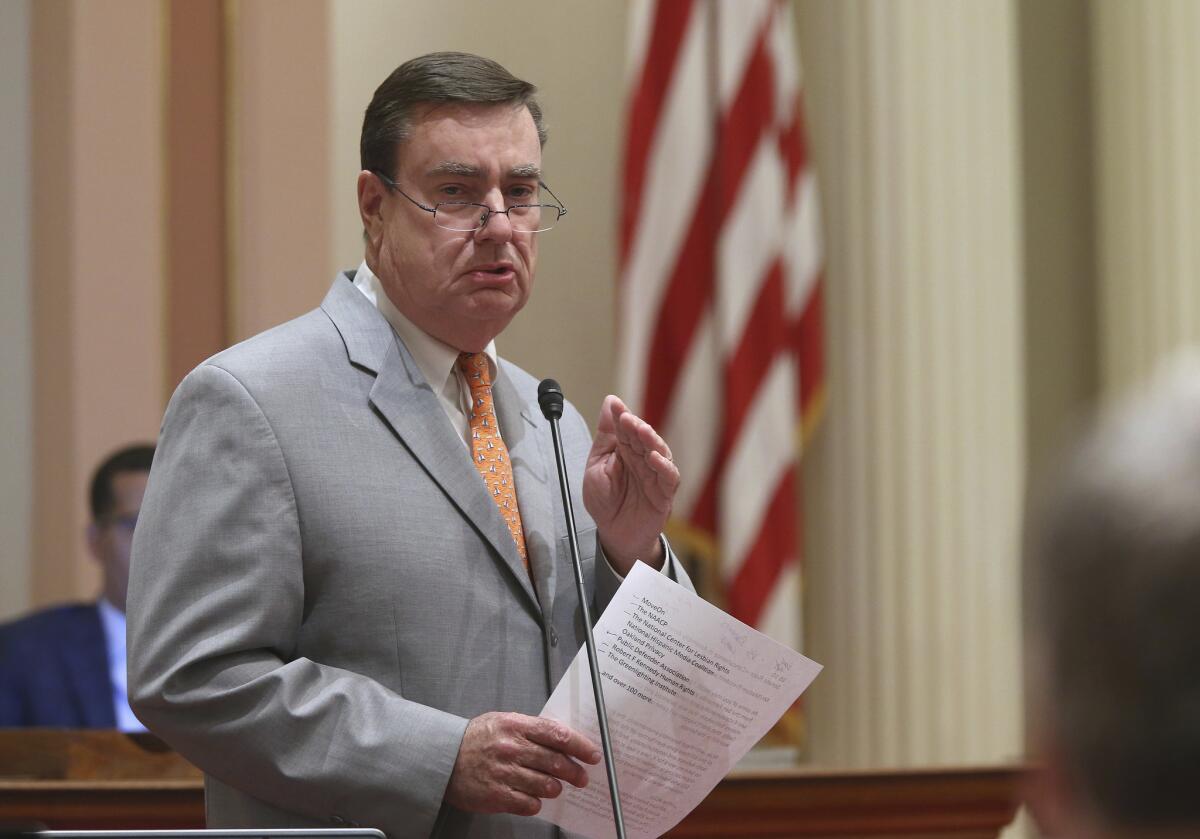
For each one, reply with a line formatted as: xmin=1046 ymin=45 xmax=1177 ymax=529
xmin=537 ymin=378 xmax=626 ymax=839
xmin=537 ymin=378 xmax=564 ymax=420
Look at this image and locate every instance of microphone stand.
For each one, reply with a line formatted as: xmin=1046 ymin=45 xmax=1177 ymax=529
xmin=538 ymin=379 xmax=626 ymax=839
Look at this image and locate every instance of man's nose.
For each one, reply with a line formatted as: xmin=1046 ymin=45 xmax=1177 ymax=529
xmin=474 ymin=193 xmax=514 ymax=244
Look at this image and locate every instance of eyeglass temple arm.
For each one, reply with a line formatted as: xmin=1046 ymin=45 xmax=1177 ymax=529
xmin=372 ymin=170 xmax=438 ymax=213
xmin=538 ymin=180 xmax=567 ymax=216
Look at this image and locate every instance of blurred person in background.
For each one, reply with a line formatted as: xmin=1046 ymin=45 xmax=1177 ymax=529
xmin=0 ymin=443 xmax=154 ymax=730
xmin=1024 ymin=355 xmax=1200 ymax=838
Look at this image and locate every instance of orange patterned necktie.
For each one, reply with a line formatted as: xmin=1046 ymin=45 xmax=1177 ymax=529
xmin=458 ymin=352 xmax=528 ymax=567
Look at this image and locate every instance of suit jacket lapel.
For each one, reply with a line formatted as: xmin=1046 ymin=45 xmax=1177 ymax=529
xmin=492 ymin=367 xmax=557 ymax=621
xmin=321 ymin=275 xmax=541 ymax=615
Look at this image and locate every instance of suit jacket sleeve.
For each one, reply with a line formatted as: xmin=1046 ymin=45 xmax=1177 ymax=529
xmin=127 ymin=363 xmax=467 ymax=836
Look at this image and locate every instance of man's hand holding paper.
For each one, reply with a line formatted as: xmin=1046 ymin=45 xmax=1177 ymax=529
xmin=538 ymin=562 xmax=823 ymax=838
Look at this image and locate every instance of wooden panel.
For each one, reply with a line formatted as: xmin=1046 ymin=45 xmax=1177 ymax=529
xmin=0 ymin=734 xmax=1022 ymax=839
xmin=29 ymin=0 xmax=76 ymax=612
xmin=666 ymin=766 xmax=1023 ymax=838
xmin=0 ymin=731 xmax=200 ymax=782
xmin=166 ymin=0 xmax=228 ymax=391
xmin=0 ymin=782 xmax=204 ymax=830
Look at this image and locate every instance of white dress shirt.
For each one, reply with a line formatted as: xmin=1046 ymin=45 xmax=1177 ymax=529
xmin=352 ymin=260 xmax=499 ymax=447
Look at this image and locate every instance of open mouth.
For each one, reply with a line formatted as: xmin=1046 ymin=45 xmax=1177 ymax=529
xmin=471 ymin=263 xmax=514 ymax=279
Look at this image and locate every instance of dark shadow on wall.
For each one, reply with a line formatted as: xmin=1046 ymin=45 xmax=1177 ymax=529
xmin=1018 ymin=0 xmax=1100 ymax=476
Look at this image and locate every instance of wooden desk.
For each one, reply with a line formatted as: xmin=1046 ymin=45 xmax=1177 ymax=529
xmin=0 ymin=730 xmax=203 ymax=829
xmin=665 ymin=765 xmax=1023 ymax=837
xmin=0 ymin=732 xmax=1022 ymax=837
xmin=0 ymin=780 xmax=203 ymax=830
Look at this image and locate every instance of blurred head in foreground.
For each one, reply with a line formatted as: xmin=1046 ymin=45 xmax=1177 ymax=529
xmin=1024 ymin=354 xmax=1200 ymax=838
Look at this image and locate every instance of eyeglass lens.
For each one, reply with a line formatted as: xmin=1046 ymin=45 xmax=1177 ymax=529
xmin=433 ymin=203 xmax=559 ymax=233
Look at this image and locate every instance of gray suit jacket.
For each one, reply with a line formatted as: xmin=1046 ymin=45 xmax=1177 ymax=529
xmin=127 ymin=272 xmax=689 ymax=839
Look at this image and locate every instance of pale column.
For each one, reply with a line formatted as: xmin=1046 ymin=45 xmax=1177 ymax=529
xmin=795 ymin=0 xmax=1025 ymax=767
xmin=227 ymin=0 xmax=331 ymax=341
xmin=0 ymin=0 xmax=33 ymax=620
xmin=31 ymin=0 xmax=166 ymax=606
xmin=1092 ymin=0 xmax=1200 ymax=393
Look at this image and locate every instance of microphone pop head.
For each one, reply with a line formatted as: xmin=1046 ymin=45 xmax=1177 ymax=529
xmin=538 ymin=378 xmax=565 ymax=420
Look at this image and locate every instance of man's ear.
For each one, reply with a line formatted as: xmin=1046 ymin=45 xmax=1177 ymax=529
xmin=357 ymin=170 xmax=386 ymax=250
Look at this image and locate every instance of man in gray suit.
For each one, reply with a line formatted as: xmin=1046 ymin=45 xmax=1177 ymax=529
xmin=128 ymin=52 xmax=690 ymax=839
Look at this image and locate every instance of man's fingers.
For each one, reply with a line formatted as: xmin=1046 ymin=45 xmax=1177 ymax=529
xmin=650 ymin=450 xmax=680 ymax=491
xmin=607 ymin=394 xmax=629 ymax=424
xmin=504 ymin=764 xmax=568 ymax=801
xmin=525 ymin=718 xmax=602 ymax=765
xmin=594 ymin=394 xmax=626 ymax=440
xmin=635 ymin=415 xmax=673 ymax=461
xmin=500 ymin=785 xmax=543 ymax=816
xmin=619 ymin=421 xmax=676 ymax=494
xmin=615 ymin=406 xmax=673 ymax=461
xmin=519 ymin=744 xmax=591 ymax=788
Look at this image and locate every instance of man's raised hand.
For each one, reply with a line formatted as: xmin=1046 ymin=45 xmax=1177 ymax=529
xmin=583 ymin=394 xmax=680 ymax=574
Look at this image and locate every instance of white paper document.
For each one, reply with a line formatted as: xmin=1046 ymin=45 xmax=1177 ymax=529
xmin=537 ymin=562 xmax=823 ymax=839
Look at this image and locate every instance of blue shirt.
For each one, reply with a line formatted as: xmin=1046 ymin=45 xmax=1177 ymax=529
xmin=97 ymin=597 xmax=147 ymax=733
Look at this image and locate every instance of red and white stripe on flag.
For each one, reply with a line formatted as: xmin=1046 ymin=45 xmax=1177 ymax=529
xmin=617 ymin=0 xmax=825 ymax=741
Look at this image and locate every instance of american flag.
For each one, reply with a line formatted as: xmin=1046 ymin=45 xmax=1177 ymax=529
xmin=617 ymin=0 xmax=825 ymax=740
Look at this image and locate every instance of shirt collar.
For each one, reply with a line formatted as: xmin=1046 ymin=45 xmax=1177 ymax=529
xmin=352 ymin=260 xmax=498 ymax=391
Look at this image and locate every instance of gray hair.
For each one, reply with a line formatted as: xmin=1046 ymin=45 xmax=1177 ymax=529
xmin=1024 ymin=353 xmax=1200 ymax=829
xmin=360 ymin=51 xmax=547 ymax=179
